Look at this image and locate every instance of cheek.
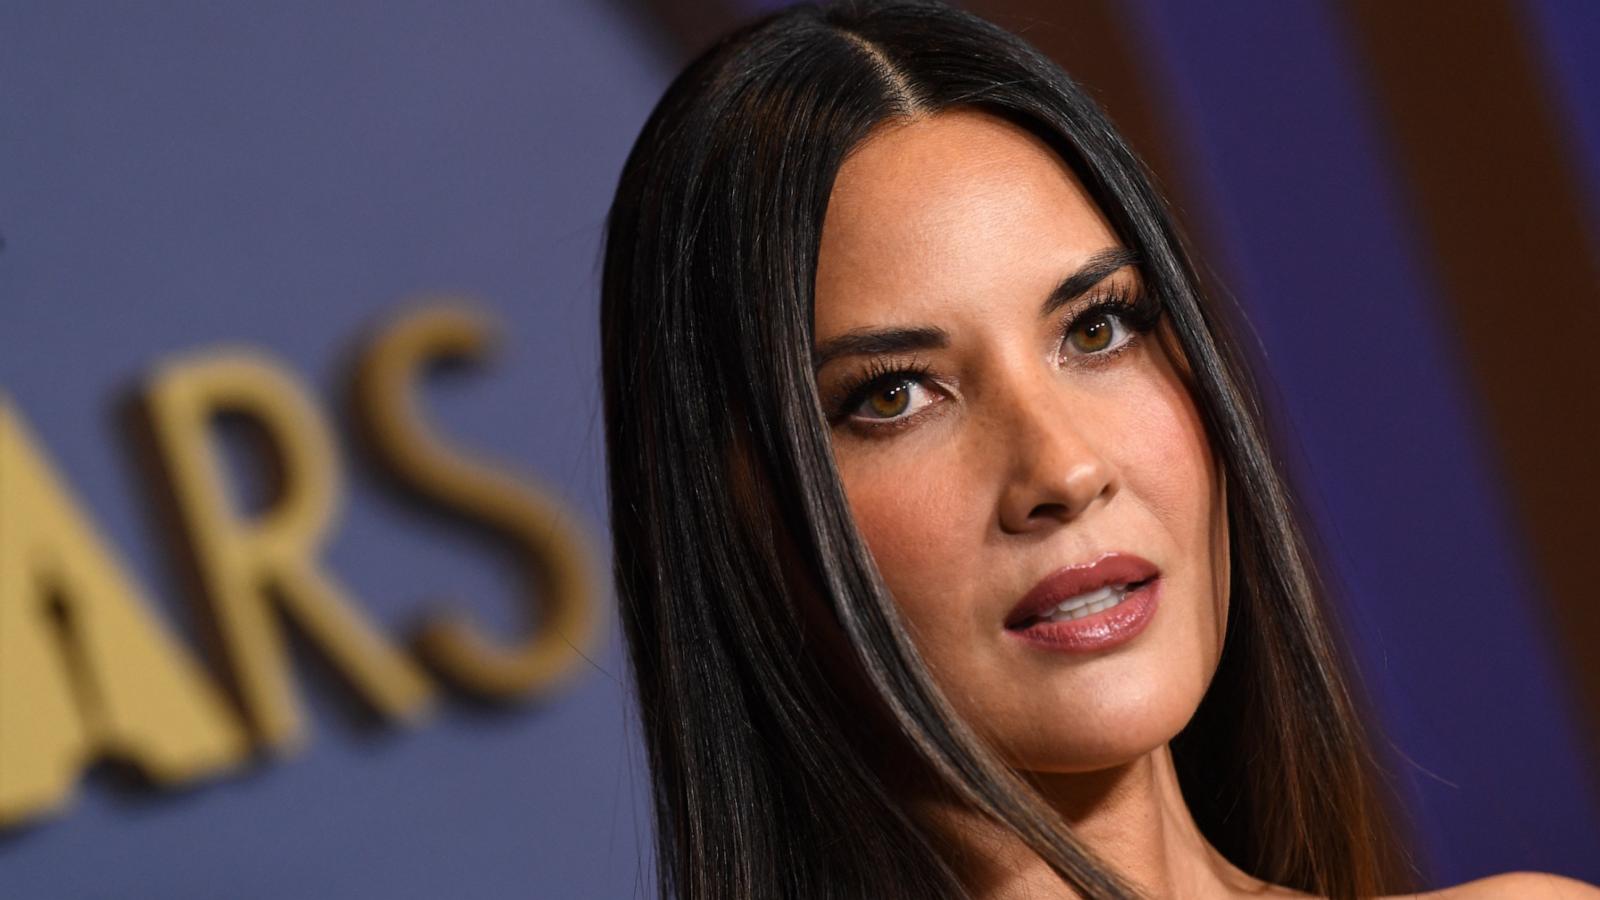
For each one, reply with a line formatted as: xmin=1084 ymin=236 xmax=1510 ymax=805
xmin=1119 ymin=365 xmax=1229 ymax=661
xmin=838 ymin=454 xmax=977 ymax=611
xmin=1123 ymin=379 xmax=1215 ymax=543
xmin=834 ymin=428 xmax=1020 ymax=686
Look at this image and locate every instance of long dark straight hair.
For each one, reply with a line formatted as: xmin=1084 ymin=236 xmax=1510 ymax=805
xmin=601 ymin=2 xmax=1413 ymax=897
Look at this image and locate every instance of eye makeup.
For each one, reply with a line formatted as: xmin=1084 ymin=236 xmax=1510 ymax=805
xmin=1055 ymin=278 xmax=1162 ymax=368
xmin=819 ymin=280 xmax=1165 ymax=437
xmin=821 ymin=353 xmax=940 ymax=434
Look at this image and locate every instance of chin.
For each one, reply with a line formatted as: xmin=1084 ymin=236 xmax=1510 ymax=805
xmin=987 ymin=669 xmax=1209 ymax=775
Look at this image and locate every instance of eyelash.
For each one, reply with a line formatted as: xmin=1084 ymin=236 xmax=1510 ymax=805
xmin=825 ymin=283 xmax=1162 ymax=435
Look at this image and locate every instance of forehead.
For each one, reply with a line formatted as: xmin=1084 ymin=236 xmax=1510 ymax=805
xmin=815 ymin=109 xmax=1118 ymax=330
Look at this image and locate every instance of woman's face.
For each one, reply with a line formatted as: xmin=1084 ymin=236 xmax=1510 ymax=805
xmin=812 ymin=109 xmax=1229 ymax=773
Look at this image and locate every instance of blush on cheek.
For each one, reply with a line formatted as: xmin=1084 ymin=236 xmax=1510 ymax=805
xmin=1120 ymin=357 xmax=1215 ymax=529
xmin=842 ymin=457 xmax=967 ymax=548
xmin=846 ymin=482 xmax=950 ymax=593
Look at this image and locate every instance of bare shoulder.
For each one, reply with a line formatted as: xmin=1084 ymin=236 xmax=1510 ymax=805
xmin=1407 ymin=871 xmax=1600 ymax=899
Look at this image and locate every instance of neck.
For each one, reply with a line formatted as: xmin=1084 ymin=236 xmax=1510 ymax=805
xmin=913 ymin=745 xmax=1289 ymax=899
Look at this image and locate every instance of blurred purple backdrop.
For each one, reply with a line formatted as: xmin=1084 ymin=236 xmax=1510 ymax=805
xmin=1 ymin=1 xmax=1595 ymax=896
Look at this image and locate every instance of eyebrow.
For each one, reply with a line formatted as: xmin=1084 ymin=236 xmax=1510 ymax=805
xmin=810 ymin=246 xmax=1140 ymax=371
xmin=1040 ymin=247 xmax=1141 ymax=317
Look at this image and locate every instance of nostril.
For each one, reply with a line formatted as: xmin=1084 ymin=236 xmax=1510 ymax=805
xmin=1028 ymin=500 xmax=1071 ymax=521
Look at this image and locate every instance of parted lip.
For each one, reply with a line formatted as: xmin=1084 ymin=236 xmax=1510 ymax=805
xmin=1004 ymin=552 xmax=1161 ymax=629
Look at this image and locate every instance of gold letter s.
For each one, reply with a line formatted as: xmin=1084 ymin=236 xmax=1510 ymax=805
xmin=356 ymin=305 xmax=600 ymax=700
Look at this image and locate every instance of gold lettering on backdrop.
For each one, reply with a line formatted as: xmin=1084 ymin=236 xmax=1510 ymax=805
xmin=0 ymin=396 xmax=248 ymax=826
xmin=0 ymin=304 xmax=601 ymax=830
xmin=356 ymin=305 xmax=599 ymax=699
xmin=142 ymin=353 xmax=433 ymax=751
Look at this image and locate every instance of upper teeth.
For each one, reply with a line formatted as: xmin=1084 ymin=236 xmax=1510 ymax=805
xmin=1040 ymin=583 xmax=1131 ymax=622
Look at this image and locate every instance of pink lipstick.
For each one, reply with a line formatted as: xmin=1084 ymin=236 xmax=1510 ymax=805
xmin=1005 ymin=552 xmax=1160 ymax=653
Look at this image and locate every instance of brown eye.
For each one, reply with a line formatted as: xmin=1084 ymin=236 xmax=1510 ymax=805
xmin=845 ymin=374 xmax=937 ymax=424
xmin=1063 ymin=308 xmax=1137 ymax=357
xmin=1067 ymin=312 xmax=1115 ymax=353
xmin=864 ymin=380 xmax=911 ymax=418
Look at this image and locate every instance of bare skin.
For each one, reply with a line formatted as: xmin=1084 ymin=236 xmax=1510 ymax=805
xmin=810 ymin=108 xmax=1597 ymax=900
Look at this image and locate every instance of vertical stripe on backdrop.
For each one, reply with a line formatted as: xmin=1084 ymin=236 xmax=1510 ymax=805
xmin=1340 ymin=0 xmax=1600 ymax=773
xmin=1123 ymin=0 xmax=1600 ymax=884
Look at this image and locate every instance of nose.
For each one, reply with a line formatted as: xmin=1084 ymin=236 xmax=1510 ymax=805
xmin=994 ymin=381 xmax=1118 ymax=535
